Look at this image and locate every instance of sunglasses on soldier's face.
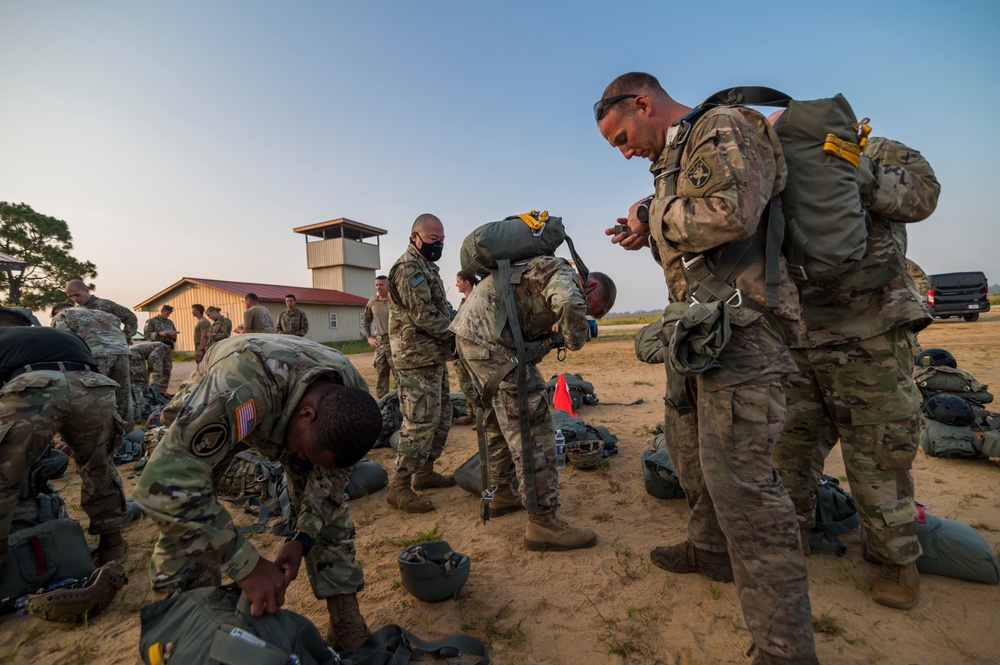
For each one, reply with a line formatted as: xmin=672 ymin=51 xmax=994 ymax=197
xmin=593 ymin=94 xmax=638 ymax=122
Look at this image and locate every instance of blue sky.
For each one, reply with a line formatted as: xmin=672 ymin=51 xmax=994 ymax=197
xmin=2 ymin=1 xmax=997 ymax=316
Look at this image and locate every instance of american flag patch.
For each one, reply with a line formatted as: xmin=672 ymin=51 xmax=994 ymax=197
xmin=235 ymin=399 xmax=256 ymax=441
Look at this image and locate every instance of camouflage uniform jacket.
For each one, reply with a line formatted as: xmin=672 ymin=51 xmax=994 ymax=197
xmin=144 ymin=315 xmax=178 ymax=343
xmin=277 ymin=308 xmax=309 ymax=336
xmin=129 ymin=341 xmax=169 ymax=385
xmin=81 ymin=295 xmax=139 ymax=341
xmin=795 ymin=137 xmax=939 ymax=348
xmin=449 ymin=256 xmax=589 ymax=354
xmin=361 ymin=297 xmax=390 ymax=337
xmin=193 ymin=317 xmax=211 ymax=352
xmin=51 ymin=307 xmax=129 ymax=358
xmin=208 ymin=316 xmax=233 ymax=346
xmin=134 ymin=335 xmax=369 ymax=582
xmin=906 ymin=259 xmax=930 ymax=300
xmin=388 ymin=245 xmax=453 ymax=369
xmin=647 ymin=106 xmax=802 ymax=344
xmin=244 ymin=305 xmax=276 ymax=333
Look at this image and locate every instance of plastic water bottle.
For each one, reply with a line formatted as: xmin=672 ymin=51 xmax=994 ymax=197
xmin=555 ymin=429 xmax=566 ymax=471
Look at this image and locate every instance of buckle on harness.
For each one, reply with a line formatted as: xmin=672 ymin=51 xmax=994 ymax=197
xmin=482 ymin=485 xmax=497 ymax=503
xmin=787 ymin=264 xmax=808 ymax=282
xmin=681 ymin=254 xmax=705 ymax=271
xmin=667 ymin=120 xmax=692 ymax=148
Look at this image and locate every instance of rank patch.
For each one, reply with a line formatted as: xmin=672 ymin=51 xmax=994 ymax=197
xmin=190 ymin=423 xmax=229 ymax=458
xmin=234 ymin=399 xmax=256 ymax=442
xmin=897 ymin=148 xmax=920 ymax=164
xmin=686 ymin=157 xmax=711 ymax=188
xmin=408 ymin=273 xmax=426 ymax=287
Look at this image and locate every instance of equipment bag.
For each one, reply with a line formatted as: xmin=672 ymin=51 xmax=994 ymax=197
xmin=0 ymin=518 xmax=95 ymax=614
xmin=642 ymin=423 xmax=684 ymax=500
xmin=913 ymin=365 xmax=994 ymax=405
xmin=374 ymin=390 xmax=402 ymax=449
xmin=12 ymin=445 xmax=71 ymax=532
xmin=345 ymin=459 xmax=389 ymax=500
xmin=861 ymin=508 xmax=1000 ymax=584
xmin=809 ymin=475 xmax=861 ymax=556
xmin=216 ymin=450 xmax=284 ymax=503
xmin=460 ymin=211 xmax=588 ymax=280
xmin=551 ymin=410 xmax=618 ymax=457
xmin=140 ymin=585 xmax=337 ymax=665
xmin=660 ymin=87 xmax=870 ymax=311
xmin=545 ymin=373 xmax=599 ymax=410
xmin=453 ymin=453 xmax=520 ymax=498
xmin=450 ymin=392 xmax=468 ymax=417
xmin=919 ymin=418 xmax=977 ymax=457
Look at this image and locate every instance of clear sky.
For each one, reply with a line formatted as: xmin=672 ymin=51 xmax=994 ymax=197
xmin=2 ymin=1 xmax=997 ymax=317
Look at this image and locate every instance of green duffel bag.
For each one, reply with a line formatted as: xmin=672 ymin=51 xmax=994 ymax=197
xmin=0 ymin=518 xmax=95 ymax=613
xmin=453 ymin=453 xmax=519 ymax=498
xmin=346 ymin=459 xmax=389 ymax=500
xmin=450 ymin=392 xmax=468 ymax=417
xmin=634 ymin=320 xmax=666 ymax=365
xmin=913 ymin=365 xmax=993 ymax=404
xmin=460 ymin=211 xmax=568 ymax=278
xmin=974 ymin=429 xmax=1000 ymax=459
xmin=919 ymin=418 xmax=977 ymax=457
xmin=140 ymin=585 xmax=336 ymax=665
xmin=862 ymin=510 xmax=1000 ymax=584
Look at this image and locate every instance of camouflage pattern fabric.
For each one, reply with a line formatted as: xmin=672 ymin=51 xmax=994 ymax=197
xmin=193 ymin=317 xmax=211 ymax=361
xmin=457 ymin=338 xmax=558 ymax=512
xmin=144 ymin=316 xmax=177 ymax=391
xmin=129 ymin=342 xmax=169 ymax=389
xmin=133 ymin=335 xmax=367 ymax=596
xmin=449 ymin=256 xmax=590 ymax=353
xmin=450 ymin=297 xmax=478 ymax=408
xmin=363 ymin=297 xmax=394 ymax=398
xmin=0 ymin=370 xmax=130 ymax=565
xmin=277 ymin=308 xmax=309 ymax=337
xmin=243 ymin=305 xmax=276 ymax=333
xmin=81 ymin=295 xmax=138 ymax=342
xmin=645 ymin=107 xmax=814 ymax=660
xmin=393 ymin=364 xmax=451 ymax=477
xmin=52 ymin=307 xmax=132 ymax=421
xmin=208 ymin=316 xmax=233 ymax=348
xmin=905 ymin=259 xmax=930 ymax=301
xmin=387 ymin=245 xmax=453 ymax=370
xmin=775 ymin=329 xmax=923 ymax=565
xmin=795 ymin=137 xmax=939 ymax=348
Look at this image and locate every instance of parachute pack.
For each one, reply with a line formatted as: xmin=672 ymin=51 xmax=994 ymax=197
xmin=660 ymin=87 xmax=872 ymax=311
xmin=914 ymin=356 xmax=1000 ymax=459
xmin=459 ymin=211 xmax=588 ymax=280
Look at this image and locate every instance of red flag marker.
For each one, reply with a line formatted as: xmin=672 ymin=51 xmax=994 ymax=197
xmin=553 ymin=373 xmax=577 ymax=417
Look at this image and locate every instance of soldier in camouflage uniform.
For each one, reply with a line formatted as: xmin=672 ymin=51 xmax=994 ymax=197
xmin=65 ymin=279 xmax=139 ymax=343
xmin=51 ymin=303 xmax=133 ymax=423
xmin=206 ymin=306 xmax=233 ymax=349
xmin=129 ymin=341 xmax=170 ymax=422
xmin=773 ymin=137 xmax=940 ymax=610
xmin=597 ymin=72 xmax=816 ymax=664
xmin=239 ymin=293 xmax=276 ymax=333
xmin=144 ymin=305 xmax=178 ymax=391
xmin=386 ymin=214 xmax=455 ymax=513
xmin=906 ymin=259 xmax=930 ymax=303
xmin=362 ymin=276 xmax=395 ymax=398
xmin=450 ymin=257 xmax=616 ymax=550
xmin=0 ymin=307 xmax=130 ymax=567
xmin=451 ymin=271 xmax=480 ymax=421
xmin=133 ymin=335 xmax=382 ymax=648
xmin=277 ymin=295 xmax=310 ymax=337
xmin=192 ymin=304 xmax=212 ymax=362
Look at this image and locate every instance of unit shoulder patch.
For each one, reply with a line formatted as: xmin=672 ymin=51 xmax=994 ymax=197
xmin=686 ymin=157 xmax=711 ymax=188
xmin=190 ymin=423 xmax=230 ymax=458
xmin=897 ymin=148 xmax=921 ymax=164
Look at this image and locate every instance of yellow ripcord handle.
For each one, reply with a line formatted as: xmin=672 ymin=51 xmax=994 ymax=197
xmin=515 ymin=210 xmax=549 ymax=230
xmin=823 ymin=117 xmax=872 ymax=168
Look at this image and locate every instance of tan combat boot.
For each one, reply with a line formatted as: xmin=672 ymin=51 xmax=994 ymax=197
xmin=411 ymin=459 xmax=456 ymax=490
xmin=96 ymin=531 xmax=127 ymax=565
xmin=386 ymin=473 xmax=435 ymax=513
xmin=325 ymin=593 xmax=371 ymax=651
xmin=649 ymin=540 xmax=734 ymax=583
xmin=524 ymin=512 xmax=597 ymax=551
xmin=871 ymin=561 xmax=919 ymax=609
xmin=488 ymin=485 xmax=524 ymax=517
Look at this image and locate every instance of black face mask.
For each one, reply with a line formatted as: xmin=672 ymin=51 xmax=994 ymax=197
xmin=412 ymin=238 xmax=444 ymax=262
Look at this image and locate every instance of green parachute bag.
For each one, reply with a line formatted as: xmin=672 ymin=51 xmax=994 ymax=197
xmin=1 ymin=518 xmax=95 ymax=614
xmin=460 ymin=211 xmax=568 ymax=278
xmin=919 ymin=418 xmax=977 ymax=457
xmin=913 ymin=365 xmax=994 ymax=405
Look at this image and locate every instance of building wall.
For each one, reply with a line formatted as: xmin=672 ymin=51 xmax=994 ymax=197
xmin=305 ymin=237 xmax=380 ymax=271
xmin=139 ymin=283 xmax=365 ymax=353
xmin=311 ymin=265 xmax=375 ymax=299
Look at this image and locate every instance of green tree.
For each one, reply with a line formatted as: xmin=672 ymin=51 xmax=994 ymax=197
xmin=0 ymin=202 xmax=97 ymax=309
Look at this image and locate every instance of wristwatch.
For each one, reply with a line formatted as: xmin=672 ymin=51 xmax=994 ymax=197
xmin=285 ymin=531 xmax=315 ymax=557
xmin=636 ymin=197 xmax=653 ymax=224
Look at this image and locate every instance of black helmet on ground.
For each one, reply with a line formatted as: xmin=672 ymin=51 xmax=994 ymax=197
xmin=915 ymin=348 xmax=957 ymax=369
xmin=923 ymin=394 xmax=975 ymax=427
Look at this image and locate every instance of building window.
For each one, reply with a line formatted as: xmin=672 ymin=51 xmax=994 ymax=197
xmin=329 ymin=313 xmax=338 ymax=329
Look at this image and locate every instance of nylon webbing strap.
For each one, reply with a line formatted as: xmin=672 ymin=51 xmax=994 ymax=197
xmin=495 ymin=259 xmax=538 ymax=513
xmin=563 ymin=235 xmax=589 ymax=283
xmin=764 ymin=200 xmax=785 ymax=307
xmin=665 ymin=365 xmax=692 ymax=415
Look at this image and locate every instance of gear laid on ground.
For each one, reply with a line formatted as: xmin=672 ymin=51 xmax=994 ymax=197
xmin=26 ymin=561 xmax=127 ymax=623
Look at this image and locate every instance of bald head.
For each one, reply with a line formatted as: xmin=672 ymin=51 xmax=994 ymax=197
xmin=65 ymin=279 xmax=93 ymax=305
xmin=412 ymin=213 xmax=443 ymax=235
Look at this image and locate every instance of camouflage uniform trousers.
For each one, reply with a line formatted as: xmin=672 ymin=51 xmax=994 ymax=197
xmin=774 ymin=326 xmax=922 ymax=565
xmin=458 ymin=338 xmax=558 ymax=513
xmin=96 ymin=353 xmax=133 ymax=423
xmin=373 ymin=334 xmax=395 ymax=399
xmin=151 ymin=352 xmax=174 ymax=392
xmin=662 ymin=367 xmax=814 ymax=660
xmin=0 ymin=370 xmax=130 ymax=563
xmin=393 ymin=362 xmax=451 ymax=477
xmin=451 ymin=354 xmax=479 ymax=412
xmin=149 ymin=452 xmax=364 ymax=598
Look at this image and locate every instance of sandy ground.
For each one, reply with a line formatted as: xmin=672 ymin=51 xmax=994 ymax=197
xmin=3 ymin=313 xmax=1000 ymax=664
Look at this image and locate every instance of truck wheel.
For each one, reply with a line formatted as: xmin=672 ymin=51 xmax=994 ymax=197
xmin=964 ymin=313 xmax=980 ymax=322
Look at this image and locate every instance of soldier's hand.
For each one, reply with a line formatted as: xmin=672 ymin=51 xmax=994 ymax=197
xmin=606 ymin=217 xmax=650 ymax=251
xmin=273 ymin=540 xmax=305 ymax=587
xmin=238 ymin=557 xmax=287 ymax=616
xmin=367 ymin=336 xmax=378 ymax=349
